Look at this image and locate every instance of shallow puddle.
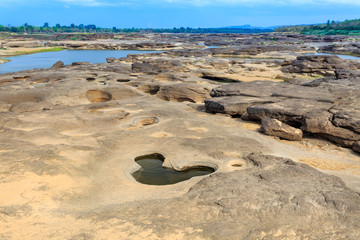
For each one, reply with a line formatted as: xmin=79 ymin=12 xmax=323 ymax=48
xmin=132 ymin=154 xmax=215 ymax=185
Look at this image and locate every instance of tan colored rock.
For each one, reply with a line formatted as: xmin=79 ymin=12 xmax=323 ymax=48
xmin=260 ymin=117 xmax=303 ymax=141
xmin=85 ymin=90 xmax=112 ymax=103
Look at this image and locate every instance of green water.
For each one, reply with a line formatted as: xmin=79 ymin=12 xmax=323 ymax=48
xmin=132 ymin=154 xmax=214 ymax=185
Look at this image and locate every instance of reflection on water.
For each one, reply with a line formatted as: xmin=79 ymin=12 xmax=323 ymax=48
xmin=0 ymin=49 xmax=159 ymax=74
xmin=132 ymin=154 xmax=215 ymax=185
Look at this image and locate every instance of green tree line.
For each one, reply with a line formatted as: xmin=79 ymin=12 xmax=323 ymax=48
xmin=0 ymin=23 xmax=273 ymax=34
xmin=274 ymin=19 xmax=360 ymax=35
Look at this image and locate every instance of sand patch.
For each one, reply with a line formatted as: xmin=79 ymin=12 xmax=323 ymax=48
xmin=299 ymin=158 xmax=360 ymax=172
xmin=150 ymin=132 xmax=174 ymax=138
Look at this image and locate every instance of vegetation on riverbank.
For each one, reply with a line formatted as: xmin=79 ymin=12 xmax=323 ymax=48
xmin=1 ymin=47 xmax=63 ymax=57
xmin=0 ymin=58 xmax=10 ymax=63
xmin=275 ymin=19 xmax=360 ymax=35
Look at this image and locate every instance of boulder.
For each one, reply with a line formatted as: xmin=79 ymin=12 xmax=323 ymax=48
xmin=106 ymin=57 xmax=116 ymax=63
xmin=50 ymin=61 xmax=64 ymax=69
xmin=353 ymin=141 xmax=360 ymax=153
xmin=260 ymin=118 xmax=303 ymax=141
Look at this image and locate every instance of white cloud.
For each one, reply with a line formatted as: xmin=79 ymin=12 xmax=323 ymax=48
xmin=161 ymin=0 xmax=360 ymax=6
xmin=1 ymin=0 xmax=360 ymax=7
xmin=59 ymin=0 xmax=114 ymax=6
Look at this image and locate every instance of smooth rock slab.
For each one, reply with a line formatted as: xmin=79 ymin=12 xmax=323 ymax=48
xmin=260 ymin=117 xmax=303 ymax=141
xmin=205 ymin=96 xmax=278 ymax=115
xmin=210 ymin=81 xmax=282 ymax=98
xmin=210 ymin=80 xmax=335 ymax=103
xmin=247 ymin=99 xmax=333 ymax=125
xmin=156 ymin=83 xmax=210 ymax=103
xmin=111 ymin=154 xmax=360 ymax=240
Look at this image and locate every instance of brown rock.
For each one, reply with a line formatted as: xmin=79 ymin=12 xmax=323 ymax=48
xmin=353 ymin=141 xmax=360 ymax=153
xmin=302 ymin=110 xmax=360 ymax=147
xmin=50 ymin=61 xmax=64 ymax=69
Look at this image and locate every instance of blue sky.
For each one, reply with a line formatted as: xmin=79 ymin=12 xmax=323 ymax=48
xmin=0 ymin=0 xmax=359 ymax=28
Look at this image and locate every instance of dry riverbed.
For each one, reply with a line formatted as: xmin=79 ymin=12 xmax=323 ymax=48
xmin=0 ymin=33 xmax=360 ymax=239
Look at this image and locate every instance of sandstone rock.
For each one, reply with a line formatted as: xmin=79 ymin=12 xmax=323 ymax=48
xmin=335 ymin=69 xmax=360 ymax=79
xmin=136 ymin=82 xmax=161 ymax=95
xmin=353 ymin=141 xmax=360 ymax=153
xmin=201 ymin=71 xmax=240 ymax=83
xmin=28 ymin=73 xmax=66 ymax=83
xmin=106 ymin=86 xmax=142 ymax=100
xmin=210 ymin=81 xmax=282 ymax=98
xmin=50 ymin=61 xmax=64 ymax=69
xmin=131 ymin=62 xmax=161 ymax=74
xmin=0 ymin=90 xmax=47 ymax=104
xmin=302 ymin=110 xmax=360 ymax=147
xmin=9 ymin=102 xmax=55 ymax=113
xmin=106 ymin=57 xmax=116 ymax=63
xmin=71 ymin=62 xmax=91 ymax=66
xmin=205 ymin=96 xmax=277 ymax=115
xmin=0 ymin=103 xmax=11 ymax=112
xmin=260 ymin=117 xmax=303 ymax=141
xmin=85 ymin=90 xmax=112 ymax=103
xmin=117 ymin=154 xmax=360 ymax=239
xmin=319 ymin=43 xmax=360 ymax=57
xmin=210 ymin=81 xmax=335 ymax=102
xmin=156 ymin=83 xmax=210 ymax=103
xmin=330 ymin=106 xmax=360 ymax=134
xmin=247 ymin=99 xmax=333 ymax=125
xmin=141 ymin=58 xmax=188 ymax=72
xmin=281 ymin=55 xmax=360 ymax=76
xmin=210 ymin=45 xmax=301 ymax=56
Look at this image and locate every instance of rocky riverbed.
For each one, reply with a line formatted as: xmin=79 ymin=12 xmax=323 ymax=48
xmin=0 ymin=33 xmax=360 ymax=239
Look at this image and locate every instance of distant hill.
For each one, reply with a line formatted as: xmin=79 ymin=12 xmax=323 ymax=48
xmin=274 ymin=19 xmax=360 ymax=35
xmin=224 ymin=25 xmax=278 ymax=30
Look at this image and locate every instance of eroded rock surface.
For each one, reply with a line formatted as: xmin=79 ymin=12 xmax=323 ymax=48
xmin=104 ymin=154 xmax=360 ymax=240
xmin=1 ymin=33 xmax=360 ymax=240
xmin=206 ymin=76 xmax=360 ymax=152
xmin=281 ymin=55 xmax=360 ymax=76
